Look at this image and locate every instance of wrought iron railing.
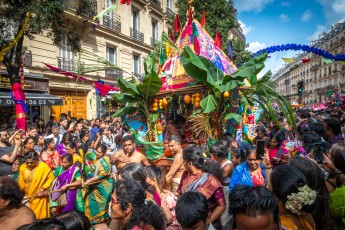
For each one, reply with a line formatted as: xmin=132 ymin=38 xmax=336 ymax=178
xmin=132 ymin=72 xmax=143 ymax=82
xmin=130 ymin=28 xmax=144 ymax=43
xmin=105 ymin=69 xmax=123 ymax=78
xmin=24 ymin=51 xmax=32 ymax=67
xmin=57 ymin=57 xmax=78 ymax=72
xmin=166 ymin=7 xmax=174 ymax=18
xmin=151 ymin=0 xmax=161 ymax=8
xmin=103 ymin=15 xmax=121 ymax=32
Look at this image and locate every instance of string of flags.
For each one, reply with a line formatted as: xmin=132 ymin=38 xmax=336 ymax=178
xmin=281 ymin=57 xmax=345 ymax=64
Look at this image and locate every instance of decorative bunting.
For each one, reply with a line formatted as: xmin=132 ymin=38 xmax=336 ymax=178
xmin=322 ymin=58 xmax=333 ymax=64
xmin=214 ymin=32 xmax=222 ymax=49
xmin=187 ymin=8 xmax=193 ymax=25
xmin=192 ymin=22 xmax=199 ymax=37
xmin=194 ymin=36 xmax=200 ymax=55
xmin=169 ymin=28 xmax=175 ymax=42
xmin=174 ymin=15 xmax=181 ymax=33
xmin=201 ymin=10 xmax=206 ymax=27
xmin=281 ymin=57 xmax=295 ymax=63
xmin=301 ymin=58 xmax=311 ymax=63
xmin=253 ymin=43 xmax=345 ymax=61
xmin=120 ymin=0 xmax=130 ymax=4
xmin=93 ymin=3 xmax=117 ymax=21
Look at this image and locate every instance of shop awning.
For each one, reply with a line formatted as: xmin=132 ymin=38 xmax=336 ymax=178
xmin=0 ymin=92 xmax=63 ymax=106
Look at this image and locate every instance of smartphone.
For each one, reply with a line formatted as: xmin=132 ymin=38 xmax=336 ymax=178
xmin=256 ymin=140 xmax=265 ymax=160
xmin=18 ymin=129 xmax=24 ymax=134
xmin=313 ymin=143 xmax=324 ymax=164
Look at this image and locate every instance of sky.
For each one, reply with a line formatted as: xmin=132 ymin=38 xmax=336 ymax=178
xmin=233 ymin=0 xmax=345 ymax=76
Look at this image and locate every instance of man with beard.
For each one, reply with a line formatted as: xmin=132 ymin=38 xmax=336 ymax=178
xmin=0 ymin=128 xmax=21 ymax=176
xmin=59 ymin=117 xmax=68 ymax=135
xmin=165 ymin=135 xmax=185 ymax=192
xmin=45 ymin=125 xmax=62 ymax=149
xmin=111 ymin=135 xmax=150 ymax=171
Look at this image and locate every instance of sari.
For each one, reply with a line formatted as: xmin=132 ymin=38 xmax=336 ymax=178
xmin=84 ymin=152 xmax=114 ymax=224
xmin=280 ymin=214 xmax=315 ymax=230
xmin=18 ymin=162 xmax=55 ymax=219
xmin=40 ymin=150 xmax=62 ymax=177
xmin=161 ymin=191 xmax=179 ymax=230
xmin=51 ymin=165 xmax=84 ymax=213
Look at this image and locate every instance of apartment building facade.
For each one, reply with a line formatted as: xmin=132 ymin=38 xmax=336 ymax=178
xmin=271 ymin=21 xmax=345 ymax=107
xmin=0 ymin=0 xmax=176 ymax=123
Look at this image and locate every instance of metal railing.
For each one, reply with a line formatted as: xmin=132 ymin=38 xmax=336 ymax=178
xmin=103 ymin=15 xmax=121 ymax=32
xmin=24 ymin=51 xmax=32 ymax=67
xmin=105 ymin=69 xmax=123 ymax=78
xmin=151 ymin=37 xmax=159 ymax=46
xmin=130 ymin=28 xmax=144 ymax=42
xmin=132 ymin=72 xmax=143 ymax=82
xmin=57 ymin=57 xmax=78 ymax=72
xmin=166 ymin=7 xmax=174 ymax=18
xmin=151 ymin=0 xmax=161 ymax=8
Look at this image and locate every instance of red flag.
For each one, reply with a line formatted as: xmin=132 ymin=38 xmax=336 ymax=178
xmin=301 ymin=58 xmax=311 ymax=63
xmin=188 ymin=8 xmax=193 ymax=25
xmin=120 ymin=0 xmax=130 ymax=4
xmin=174 ymin=15 xmax=181 ymax=33
xmin=201 ymin=10 xmax=206 ymax=27
xmin=169 ymin=28 xmax=175 ymax=42
xmin=194 ymin=36 xmax=200 ymax=55
xmin=215 ymin=32 xmax=222 ymax=49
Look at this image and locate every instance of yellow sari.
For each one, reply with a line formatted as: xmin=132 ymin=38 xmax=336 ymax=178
xmin=18 ymin=162 xmax=55 ymax=219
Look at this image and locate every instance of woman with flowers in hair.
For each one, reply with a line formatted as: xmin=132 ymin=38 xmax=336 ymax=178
xmin=270 ymin=165 xmax=316 ymax=230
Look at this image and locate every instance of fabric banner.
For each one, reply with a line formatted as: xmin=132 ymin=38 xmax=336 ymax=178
xmin=322 ymin=58 xmax=333 ymax=64
xmin=93 ymin=4 xmax=117 ymax=21
xmin=281 ymin=57 xmax=295 ymax=63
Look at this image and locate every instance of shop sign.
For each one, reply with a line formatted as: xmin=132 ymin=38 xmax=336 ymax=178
xmin=0 ymin=98 xmax=63 ymax=106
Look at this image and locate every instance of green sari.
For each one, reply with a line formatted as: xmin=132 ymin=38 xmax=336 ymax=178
xmin=84 ymin=153 xmax=113 ymax=224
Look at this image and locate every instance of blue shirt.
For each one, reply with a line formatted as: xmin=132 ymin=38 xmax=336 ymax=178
xmin=90 ymin=126 xmax=100 ymax=141
xmin=229 ymin=161 xmax=266 ymax=191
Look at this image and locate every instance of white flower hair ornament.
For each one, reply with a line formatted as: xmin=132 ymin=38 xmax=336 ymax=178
xmin=285 ymin=185 xmax=317 ymax=215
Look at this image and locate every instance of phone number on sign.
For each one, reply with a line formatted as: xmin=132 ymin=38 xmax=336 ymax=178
xmin=0 ymin=99 xmax=62 ymax=106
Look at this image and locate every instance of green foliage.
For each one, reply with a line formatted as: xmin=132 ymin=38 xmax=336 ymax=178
xmin=175 ymin=0 xmax=238 ymax=55
xmin=232 ymin=38 xmax=252 ymax=67
xmin=0 ymin=0 xmax=90 ymax=82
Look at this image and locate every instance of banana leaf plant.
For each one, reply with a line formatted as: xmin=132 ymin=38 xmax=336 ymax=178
xmin=180 ymin=46 xmax=295 ymax=139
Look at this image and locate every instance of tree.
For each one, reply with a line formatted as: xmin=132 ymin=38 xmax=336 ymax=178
xmin=176 ymin=0 xmax=249 ymax=65
xmin=0 ymin=0 xmax=90 ymax=84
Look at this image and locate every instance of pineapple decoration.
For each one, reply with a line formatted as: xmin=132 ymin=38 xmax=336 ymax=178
xmin=192 ymin=93 xmax=201 ymax=108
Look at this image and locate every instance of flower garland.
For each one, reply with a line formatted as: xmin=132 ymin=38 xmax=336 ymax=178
xmin=253 ymin=44 xmax=345 ymax=61
xmin=285 ymin=185 xmax=317 ymax=215
xmin=281 ymin=140 xmax=306 ymax=156
xmin=0 ymin=12 xmax=32 ymax=62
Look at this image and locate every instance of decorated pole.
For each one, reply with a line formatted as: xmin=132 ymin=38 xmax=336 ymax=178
xmin=11 ymin=83 xmax=29 ymax=132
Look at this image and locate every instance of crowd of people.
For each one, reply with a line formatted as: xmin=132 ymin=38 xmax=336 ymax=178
xmin=0 ymin=107 xmax=344 ymax=230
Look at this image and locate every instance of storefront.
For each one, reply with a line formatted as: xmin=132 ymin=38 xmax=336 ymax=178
xmin=0 ymin=71 xmax=63 ymax=126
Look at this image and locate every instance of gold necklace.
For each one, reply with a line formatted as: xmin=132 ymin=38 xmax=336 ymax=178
xmin=0 ymin=209 xmax=15 ymax=224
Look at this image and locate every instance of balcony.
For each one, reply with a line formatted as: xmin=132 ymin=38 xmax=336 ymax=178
xmin=132 ymin=72 xmax=143 ymax=82
xmin=166 ymin=7 xmax=174 ymax=18
xmin=151 ymin=37 xmax=159 ymax=46
xmin=310 ymin=64 xmax=319 ymax=72
xmin=150 ymin=0 xmax=162 ymax=8
xmin=24 ymin=51 xmax=32 ymax=67
xmin=57 ymin=57 xmax=78 ymax=72
xmin=130 ymin=28 xmax=144 ymax=43
xmin=105 ymin=69 xmax=123 ymax=78
xmin=103 ymin=15 xmax=121 ymax=32
xmin=62 ymin=0 xmax=97 ymax=18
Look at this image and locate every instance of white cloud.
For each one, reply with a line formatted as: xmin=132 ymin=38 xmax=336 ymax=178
xmin=317 ymin=0 xmax=345 ymax=26
xmin=279 ymin=14 xmax=290 ymax=23
xmin=307 ymin=24 xmax=327 ymax=41
xmin=281 ymin=1 xmax=291 ymax=7
xmin=238 ymin=20 xmax=253 ymax=36
xmin=234 ymin=0 xmax=274 ymax=13
xmin=246 ymin=41 xmax=266 ymax=53
xmin=301 ymin=10 xmax=312 ymax=22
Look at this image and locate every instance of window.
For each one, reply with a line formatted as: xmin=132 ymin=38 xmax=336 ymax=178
xmin=167 ymin=0 xmax=173 ymax=9
xmin=107 ymin=46 xmax=117 ymax=65
xmin=152 ymin=21 xmax=158 ymax=43
xmin=132 ymin=10 xmax=140 ymax=31
xmin=59 ymin=35 xmax=74 ymax=61
xmin=133 ymin=54 xmax=141 ymax=74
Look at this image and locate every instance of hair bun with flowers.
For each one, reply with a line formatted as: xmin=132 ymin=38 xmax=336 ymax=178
xmin=285 ymin=185 xmax=317 ymax=215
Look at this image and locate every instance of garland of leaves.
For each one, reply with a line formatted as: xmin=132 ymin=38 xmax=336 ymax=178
xmin=253 ymin=44 xmax=345 ymax=61
xmin=0 ymin=12 xmax=32 ymax=62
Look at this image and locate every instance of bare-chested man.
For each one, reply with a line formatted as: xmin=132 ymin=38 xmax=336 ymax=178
xmin=0 ymin=176 xmax=36 ymax=229
xmin=165 ymin=135 xmax=185 ymax=192
xmin=111 ymin=135 xmax=150 ymax=171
